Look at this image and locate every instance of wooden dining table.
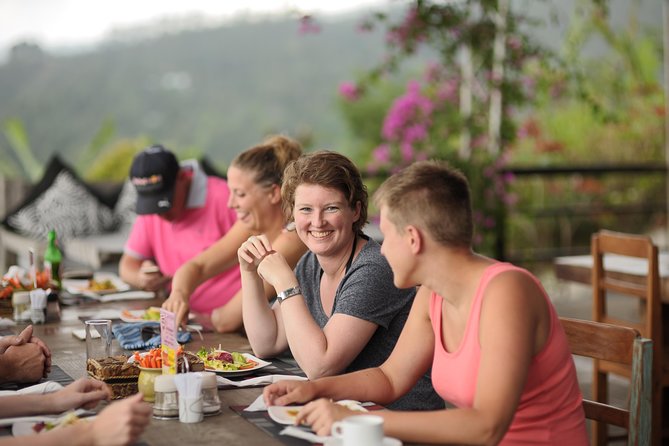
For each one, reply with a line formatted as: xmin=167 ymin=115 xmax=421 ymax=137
xmin=554 ymin=252 xmax=669 ymax=304
xmin=4 ymin=295 xmax=429 ymax=446
xmin=17 ymin=297 xmax=286 ymax=446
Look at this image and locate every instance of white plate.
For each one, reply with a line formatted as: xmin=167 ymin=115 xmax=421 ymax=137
xmin=268 ymin=401 xmax=367 ymax=426
xmin=12 ymin=415 xmax=96 ymax=436
xmin=203 ymin=352 xmax=271 ymax=377
xmin=12 ymin=420 xmax=42 ymax=436
xmin=119 ymin=309 xmax=155 ymax=323
xmin=119 ymin=309 xmax=200 ymax=330
xmin=324 ymin=436 xmax=402 ymax=446
xmin=268 ymin=405 xmax=303 ymax=425
xmin=63 ymin=273 xmax=130 ymax=296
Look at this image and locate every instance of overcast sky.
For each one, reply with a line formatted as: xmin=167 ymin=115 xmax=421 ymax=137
xmin=0 ymin=0 xmax=389 ymax=52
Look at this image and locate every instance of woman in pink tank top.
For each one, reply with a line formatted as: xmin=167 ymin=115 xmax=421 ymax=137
xmin=262 ymin=161 xmax=587 ymax=445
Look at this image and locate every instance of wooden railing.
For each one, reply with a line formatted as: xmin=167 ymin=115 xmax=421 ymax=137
xmin=364 ymin=163 xmax=667 ymax=264
xmin=497 ymin=163 xmax=667 ymax=263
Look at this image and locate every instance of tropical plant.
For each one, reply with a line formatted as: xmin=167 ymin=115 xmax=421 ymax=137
xmin=334 ymin=0 xmax=549 ymax=255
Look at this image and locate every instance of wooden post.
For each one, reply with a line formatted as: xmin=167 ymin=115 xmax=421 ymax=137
xmin=664 ymin=0 xmax=669 ymax=251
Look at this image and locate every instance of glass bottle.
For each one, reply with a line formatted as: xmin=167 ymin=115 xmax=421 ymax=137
xmin=43 ymin=229 xmax=62 ymax=288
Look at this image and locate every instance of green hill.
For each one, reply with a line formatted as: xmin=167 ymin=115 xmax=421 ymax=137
xmin=0 ymin=12 xmax=397 ymax=172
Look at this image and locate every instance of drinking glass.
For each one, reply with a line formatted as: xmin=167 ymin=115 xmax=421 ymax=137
xmin=85 ymin=319 xmax=112 ymax=361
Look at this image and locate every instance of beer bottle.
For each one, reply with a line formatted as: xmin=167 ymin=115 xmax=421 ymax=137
xmin=43 ymin=229 xmax=63 ymax=288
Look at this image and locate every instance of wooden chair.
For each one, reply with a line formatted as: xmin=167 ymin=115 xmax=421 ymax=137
xmin=591 ymin=230 xmax=666 ymax=445
xmin=560 ymin=317 xmax=652 ymax=446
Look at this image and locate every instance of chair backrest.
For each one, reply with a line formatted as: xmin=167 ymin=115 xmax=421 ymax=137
xmin=559 ymin=317 xmax=653 ymax=446
xmin=591 ymin=230 xmax=661 ymax=341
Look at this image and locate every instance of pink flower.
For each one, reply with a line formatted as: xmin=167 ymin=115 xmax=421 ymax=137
xmin=436 ymin=78 xmax=459 ymax=103
xmin=372 ymin=144 xmax=391 ymax=164
xmin=400 ymin=141 xmax=414 ymax=162
xmin=339 ymin=82 xmax=360 ymax=101
xmin=381 ymin=80 xmax=434 ymax=141
xmin=298 ymin=16 xmax=321 ymax=35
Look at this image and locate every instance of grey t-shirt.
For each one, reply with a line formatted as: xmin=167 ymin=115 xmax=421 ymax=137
xmin=295 ymin=237 xmax=444 ymax=411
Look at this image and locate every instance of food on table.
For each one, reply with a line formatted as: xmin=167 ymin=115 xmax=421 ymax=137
xmin=134 ymin=348 xmax=163 ymax=369
xmin=130 ymin=347 xmax=204 ymax=372
xmin=120 ymin=306 xmax=161 ymax=322
xmin=142 ymin=306 xmax=161 ymax=321
xmin=32 ymin=412 xmax=83 ymax=433
xmin=87 ymin=278 xmax=116 ymax=292
xmin=1 ymin=266 xmax=50 ymax=299
xmin=179 ymin=351 xmax=205 ymax=372
xmin=286 ymin=408 xmax=300 ymax=421
xmin=197 ymin=347 xmax=258 ymax=372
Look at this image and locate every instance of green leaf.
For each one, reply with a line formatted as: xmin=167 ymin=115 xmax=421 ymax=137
xmin=2 ymin=118 xmax=41 ymax=181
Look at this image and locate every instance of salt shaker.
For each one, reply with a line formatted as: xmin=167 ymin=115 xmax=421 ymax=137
xmin=196 ymin=372 xmax=221 ymax=416
xmin=153 ymin=374 xmax=179 ymax=419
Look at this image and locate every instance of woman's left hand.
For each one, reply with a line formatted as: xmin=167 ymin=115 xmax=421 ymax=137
xmin=295 ymin=398 xmax=356 ymax=437
xmin=257 ymin=252 xmax=295 ymax=289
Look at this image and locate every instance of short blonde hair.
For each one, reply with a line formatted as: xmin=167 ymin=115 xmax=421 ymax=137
xmin=374 ymin=160 xmax=473 ymax=247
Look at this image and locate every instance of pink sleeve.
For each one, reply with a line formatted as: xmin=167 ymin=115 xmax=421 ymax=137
xmin=124 ymin=216 xmax=153 ymax=260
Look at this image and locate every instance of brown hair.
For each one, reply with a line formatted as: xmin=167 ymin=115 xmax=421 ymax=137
xmin=374 ymin=160 xmax=473 ymax=247
xmin=281 ymin=150 xmax=368 ymax=235
xmin=230 ymin=135 xmax=302 ymax=188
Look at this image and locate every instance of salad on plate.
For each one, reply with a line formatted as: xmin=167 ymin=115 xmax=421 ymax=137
xmin=196 ymin=346 xmax=270 ymax=375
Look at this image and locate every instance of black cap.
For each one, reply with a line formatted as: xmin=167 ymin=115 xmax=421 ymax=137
xmin=129 ymin=145 xmax=180 ymax=215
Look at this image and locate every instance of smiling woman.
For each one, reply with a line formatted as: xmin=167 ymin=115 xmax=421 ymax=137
xmin=239 ymin=150 xmax=444 ymax=412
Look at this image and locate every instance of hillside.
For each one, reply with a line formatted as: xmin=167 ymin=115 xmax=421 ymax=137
xmin=0 ymin=12 xmax=397 ymax=172
xmin=0 ymin=0 xmax=662 ymax=177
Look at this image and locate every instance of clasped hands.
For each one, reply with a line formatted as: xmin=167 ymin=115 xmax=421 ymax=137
xmin=0 ymin=325 xmax=52 ymax=382
xmin=238 ymin=235 xmax=294 ymax=290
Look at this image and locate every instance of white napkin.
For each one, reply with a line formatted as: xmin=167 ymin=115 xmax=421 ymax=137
xmin=0 ymin=381 xmax=64 ymax=397
xmin=217 ymin=374 xmax=307 ymax=388
xmin=96 ymin=291 xmax=155 ymax=302
xmin=280 ymin=425 xmax=330 ymax=444
xmin=85 ymin=309 xmax=124 ymax=320
xmin=244 ymin=394 xmax=268 ymax=412
xmin=174 ymin=372 xmax=203 ymax=398
xmin=0 ymin=318 xmax=16 ymax=328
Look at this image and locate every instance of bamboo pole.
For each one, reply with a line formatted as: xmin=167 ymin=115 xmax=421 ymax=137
xmin=488 ymin=0 xmax=509 ymax=156
xmin=664 ymin=0 xmax=669 ymax=246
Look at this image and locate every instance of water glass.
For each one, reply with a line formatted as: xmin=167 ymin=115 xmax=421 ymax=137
xmin=85 ymin=319 xmax=112 ymax=361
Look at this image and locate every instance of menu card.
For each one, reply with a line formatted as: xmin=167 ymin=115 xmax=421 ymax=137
xmin=160 ymin=308 xmax=178 ymax=375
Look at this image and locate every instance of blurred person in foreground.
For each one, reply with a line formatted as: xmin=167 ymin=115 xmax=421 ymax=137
xmin=263 ymin=160 xmax=588 ymax=445
xmin=120 ymin=144 xmax=247 ymax=321
xmin=0 ymin=325 xmax=52 ymax=384
xmin=0 ymin=378 xmax=151 ymax=446
xmin=240 ymin=151 xmax=443 ymax=411
xmin=163 ymin=135 xmax=307 ymax=332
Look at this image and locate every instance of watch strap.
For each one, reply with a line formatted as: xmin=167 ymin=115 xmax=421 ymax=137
xmin=277 ymin=285 xmax=302 ymax=303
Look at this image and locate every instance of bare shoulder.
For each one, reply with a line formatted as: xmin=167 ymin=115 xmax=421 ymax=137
xmin=484 ymin=267 xmax=547 ymax=311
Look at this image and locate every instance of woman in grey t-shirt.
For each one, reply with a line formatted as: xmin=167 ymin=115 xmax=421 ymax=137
xmin=239 ymin=151 xmax=442 ymax=411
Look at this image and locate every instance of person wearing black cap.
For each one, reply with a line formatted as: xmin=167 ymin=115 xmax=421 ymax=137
xmin=119 ymin=145 xmax=249 ymax=317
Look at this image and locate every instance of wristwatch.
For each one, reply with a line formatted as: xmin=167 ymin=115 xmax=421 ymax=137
xmin=277 ymin=285 xmax=302 ymax=304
